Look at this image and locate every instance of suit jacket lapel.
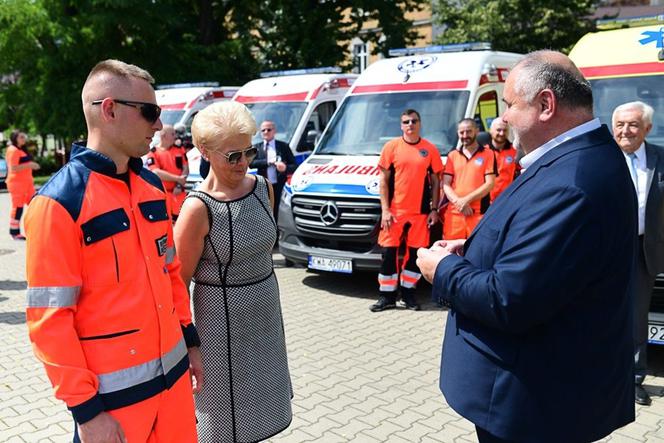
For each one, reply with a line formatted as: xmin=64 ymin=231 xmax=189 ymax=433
xmin=646 ymin=142 xmax=657 ymax=196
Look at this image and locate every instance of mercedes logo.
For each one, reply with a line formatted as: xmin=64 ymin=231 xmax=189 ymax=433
xmin=319 ymin=201 xmax=339 ymax=226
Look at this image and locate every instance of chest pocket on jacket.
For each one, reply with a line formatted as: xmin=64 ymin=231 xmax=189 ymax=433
xmin=138 ymin=199 xmax=169 ymax=222
xmin=138 ymin=199 xmax=170 ymax=262
xmin=81 ymin=208 xmax=130 ymax=286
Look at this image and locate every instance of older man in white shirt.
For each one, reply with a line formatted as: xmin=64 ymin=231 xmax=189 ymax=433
xmin=613 ymin=100 xmax=664 ymax=406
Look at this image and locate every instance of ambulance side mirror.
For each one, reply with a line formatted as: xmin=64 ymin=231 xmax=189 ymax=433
xmin=306 ymin=129 xmax=320 ymax=145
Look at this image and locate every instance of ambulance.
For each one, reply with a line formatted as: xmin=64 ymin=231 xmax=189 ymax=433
xmin=233 ymin=68 xmax=358 ymax=164
xmin=155 ymin=83 xmax=239 ymax=187
xmin=156 ymin=82 xmax=239 ymax=132
xmin=277 ymin=43 xmax=522 ymax=273
xmin=570 ymin=16 xmax=664 ymax=345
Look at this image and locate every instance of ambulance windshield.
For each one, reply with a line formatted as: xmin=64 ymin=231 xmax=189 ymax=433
xmin=160 ymin=110 xmax=186 ymax=127
xmin=246 ymin=102 xmax=308 ymax=146
xmin=316 ymin=91 xmax=469 ymax=156
xmin=590 ymin=75 xmax=664 ymax=146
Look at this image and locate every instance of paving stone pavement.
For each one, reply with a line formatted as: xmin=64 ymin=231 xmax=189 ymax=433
xmin=2 ymin=190 xmax=664 ymax=442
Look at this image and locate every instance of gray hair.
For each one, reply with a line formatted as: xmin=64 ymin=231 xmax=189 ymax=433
xmin=513 ymin=50 xmax=593 ymax=112
xmin=612 ymin=101 xmax=654 ymax=127
xmin=192 ymin=101 xmax=257 ymax=152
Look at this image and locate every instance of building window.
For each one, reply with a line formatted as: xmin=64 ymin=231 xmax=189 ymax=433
xmin=353 ymin=42 xmax=368 ymax=73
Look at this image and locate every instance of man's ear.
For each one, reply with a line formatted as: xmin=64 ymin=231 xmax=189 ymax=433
xmin=100 ymin=98 xmax=116 ymax=122
xmin=538 ymin=89 xmax=556 ymax=122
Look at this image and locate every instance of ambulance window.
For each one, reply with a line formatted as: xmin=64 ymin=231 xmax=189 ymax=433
xmin=185 ymin=112 xmax=198 ymax=133
xmin=474 ymin=91 xmax=499 ymax=131
xmin=297 ymin=101 xmax=337 ymax=152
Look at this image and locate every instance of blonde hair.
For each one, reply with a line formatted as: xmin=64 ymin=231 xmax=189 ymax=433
xmin=86 ymin=59 xmax=154 ymax=84
xmin=192 ymin=101 xmax=257 ymax=152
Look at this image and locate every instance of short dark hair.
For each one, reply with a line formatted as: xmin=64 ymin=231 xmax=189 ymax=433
xmin=401 ymin=109 xmax=421 ymax=121
xmin=10 ymin=130 xmax=23 ymax=146
xmin=457 ymin=118 xmax=477 ymax=129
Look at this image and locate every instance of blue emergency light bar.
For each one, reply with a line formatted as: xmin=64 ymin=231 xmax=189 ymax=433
xmin=156 ymin=82 xmax=220 ymax=90
xmin=596 ymin=14 xmax=664 ymax=30
xmin=388 ymin=42 xmax=492 ymax=57
xmin=259 ymin=67 xmax=342 ymax=78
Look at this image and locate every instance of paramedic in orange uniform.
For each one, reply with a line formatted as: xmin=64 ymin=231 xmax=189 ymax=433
xmin=370 ymin=109 xmax=443 ymax=312
xmin=5 ymin=130 xmax=40 ymax=240
xmin=146 ymin=124 xmax=189 ymax=221
xmin=24 ymin=60 xmax=201 ymax=443
xmin=487 ymin=117 xmax=520 ymax=202
xmin=443 ymin=118 xmax=496 ymax=240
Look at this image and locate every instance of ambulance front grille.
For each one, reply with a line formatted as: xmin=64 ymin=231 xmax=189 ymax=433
xmin=291 ymin=195 xmax=381 ymax=237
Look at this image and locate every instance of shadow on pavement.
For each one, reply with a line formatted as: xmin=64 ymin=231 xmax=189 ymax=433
xmin=0 ymin=280 xmax=27 ymax=291
xmin=0 ymin=311 xmax=26 ymax=325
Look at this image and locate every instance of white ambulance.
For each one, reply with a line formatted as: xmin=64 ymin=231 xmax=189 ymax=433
xmin=277 ymin=44 xmax=522 ymax=273
xmin=155 ymin=83 xmax=239 ymax=187
xmin=233 ymin=68 xmax=358 ymax=164
xmin=570 ymin=16 xmax=664 ymax=345
xmin=156 ymin=82 xmax=239 ymax=132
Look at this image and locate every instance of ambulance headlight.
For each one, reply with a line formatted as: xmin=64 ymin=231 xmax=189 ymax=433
xmin=281 ymin=188 xmax=292 ymax=207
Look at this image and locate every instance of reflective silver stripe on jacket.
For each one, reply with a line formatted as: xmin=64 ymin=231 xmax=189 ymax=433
xmin=26 ymin=286 xmax=80 ymax=308
xmin=165 ymin=246 xmax=176 ymax=265
xmin=97 ymin=337 xmax=187 ymax=394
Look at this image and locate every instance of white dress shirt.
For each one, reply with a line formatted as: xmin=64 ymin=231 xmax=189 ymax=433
xmin=520 ymin=118 xmax=601 ymax=171
xmin=623 ymin=142 xmax=647 ymax=235
xmin=264 ymin=140 xmax=278 ymax=184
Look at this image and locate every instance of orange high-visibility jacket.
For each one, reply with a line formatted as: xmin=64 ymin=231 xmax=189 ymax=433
xmin=5 ymin=144 xmax=34 ymax=187
xmin=24 ymin=143 xmax=200 ymax=424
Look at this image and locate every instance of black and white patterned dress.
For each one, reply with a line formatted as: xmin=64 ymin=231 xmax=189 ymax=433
xmin=188 ymin=176 xmax=292 ymax=443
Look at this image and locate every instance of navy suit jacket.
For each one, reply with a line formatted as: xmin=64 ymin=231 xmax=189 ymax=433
xmin=250 ymin=139 xmax=297 ymax=187
xmin=433 ymin=125 xmax=636 ymax=442
xmin=643 ymin=142 xmax=664 ymax=276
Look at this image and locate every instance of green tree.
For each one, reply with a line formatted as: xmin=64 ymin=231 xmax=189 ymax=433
xmin=434 ymin=0 xmax=599 ymax=54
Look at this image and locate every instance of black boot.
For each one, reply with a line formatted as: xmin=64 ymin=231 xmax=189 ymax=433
xmin=370 ymin=292 xmax=397 ymax=312
xmin=400 ymin=287 xmax=421 ymax=311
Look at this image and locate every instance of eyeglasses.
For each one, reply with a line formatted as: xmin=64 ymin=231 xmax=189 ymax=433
xmin=401 ymin=118 xmax=419 ymax=125
xmin=218 ymin=146 xmax=258 ymax=164
xmin=261 ymin=128 xmax=274 ymax=133
xmin=91 ymin=99 xmax=162 ymax=124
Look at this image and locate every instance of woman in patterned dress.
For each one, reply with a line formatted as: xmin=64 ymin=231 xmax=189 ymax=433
xmin=174 ymin=101 xmax=292 ymax=442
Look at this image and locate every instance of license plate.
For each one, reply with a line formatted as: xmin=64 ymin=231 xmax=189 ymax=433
xmin=308 ymin=255 xmax=352 ymax=274
xmin=648 ymin=323 xmax=664 ymax=345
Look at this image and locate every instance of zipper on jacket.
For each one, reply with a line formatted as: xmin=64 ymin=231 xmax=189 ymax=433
xmin=111 ymin=237 xmax=119 ymax=282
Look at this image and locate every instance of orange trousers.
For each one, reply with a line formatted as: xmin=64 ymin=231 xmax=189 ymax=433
xmin=74 ymin=372 xmax=196 ymax=443
xmin=7 ymin=181 xmax=34 ymax=235
xmin=443 ymin=210 xmax=482 ymax=240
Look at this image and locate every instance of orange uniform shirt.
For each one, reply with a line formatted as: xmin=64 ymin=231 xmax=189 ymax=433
xmin=5 ymin=145 xmax=34 ymax=186
xmin=378 ymin=137 xmax=443 ymax=216
xmin=444 ymin=146 xmax=496 ymax=213
xmin=490 ymin=142 xmax=520 ymax=201
xmin=146 ymin=146 xmax=188 ymax=192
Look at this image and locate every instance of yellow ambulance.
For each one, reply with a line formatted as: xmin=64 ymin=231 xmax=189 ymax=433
xmin=569 ymin=15 xmax=664 ymax=146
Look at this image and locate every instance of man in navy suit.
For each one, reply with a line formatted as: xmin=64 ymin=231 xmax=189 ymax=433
xmin=417 ymin=51 xmax=636 ymax=442
xmin=613 ymin=101 xmax=664 ymax=406
xmin=250 ymin=120 xmax=297 ymax=222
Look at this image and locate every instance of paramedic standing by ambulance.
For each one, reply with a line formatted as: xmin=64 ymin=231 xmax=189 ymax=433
xmin=370 ymin=109 xmax=443 ymax=312
xmin=487 ymin=117 xmax=520 ymax=202
xmin=443 ymin=118 xmax=496 ymax=240
xmin=146 ymin=124 xmax=189 ymax=221
xmin=5 ymin=130 xmax=40 ymax=240
xmin=24 ymin=59 xmax=201 ymax=442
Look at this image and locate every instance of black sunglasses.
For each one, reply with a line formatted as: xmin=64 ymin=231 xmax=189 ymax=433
xmin=401 ymin=118 xmax=419 ymax=125
xmin=91 ymin=99 xmax=162 ymax=124
xmin=219 ymin=146 xmax=258 ymax=164
xmin=261 ymin=128 xmax=274 ymax=133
